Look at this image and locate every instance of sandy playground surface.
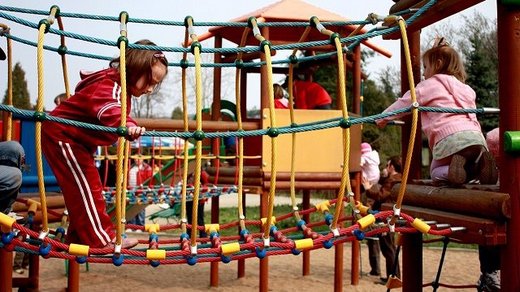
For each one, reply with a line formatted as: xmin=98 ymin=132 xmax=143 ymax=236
xmin=12 ymin=241 xmax=481 ymax=292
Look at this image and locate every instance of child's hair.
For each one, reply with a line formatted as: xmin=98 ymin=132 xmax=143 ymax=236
xmin=388 ymin=155 xmax=402 ymax=173
xmin=109 ymin=39 xmax=169 ymax=88
xmin=54 ymin=93 xmax=67 ymax=105
xmin=273 ymin=84 xmax=284 ymax=99
xmin=422 ymin=43 xmax=466 ymax=83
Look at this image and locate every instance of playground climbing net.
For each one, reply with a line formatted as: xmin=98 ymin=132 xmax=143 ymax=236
xmin=0 ymin=0 xmax=473 ymax=268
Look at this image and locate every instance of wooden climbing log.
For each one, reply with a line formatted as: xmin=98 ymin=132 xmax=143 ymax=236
xmin=382 ymin=203 xmax=507 ymax=246
xmin=136 ymin=118 xmax=261 ymax=132
xmin=206 ymin=166 xmax=262 ymax=177
xmin=263 ymin=172 xmax=343 ymax=181
xmin=391 ymin=184 xmax=510 ymax=220
xmin=207 ymin=176 xmax=263 ymax=186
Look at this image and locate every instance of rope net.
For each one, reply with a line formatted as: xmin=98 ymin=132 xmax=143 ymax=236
xmin=0 ymin=0 xmax=468 ymax=270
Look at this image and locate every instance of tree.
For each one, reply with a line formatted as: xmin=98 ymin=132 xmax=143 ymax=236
xmin=171 ymin=106 xmax=183 ymax=119
xmin=3 ymin=62 xmax=31 ymax=109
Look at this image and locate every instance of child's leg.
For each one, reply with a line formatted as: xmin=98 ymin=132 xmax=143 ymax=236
xmin=430 ymin=159 xmax=449 ymax=182
xmin=42 ymin=136 xmax=115 ymax=248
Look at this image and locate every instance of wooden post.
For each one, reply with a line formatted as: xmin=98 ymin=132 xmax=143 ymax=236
xmin=0 ymin=248 xmax=13 ymax=291
xmin=497 ymin=2 xmax=520 ymax=291
xmin=259 ymin=189 xmax=269 ymax=292
xmin=210 ymin=34 xmax=223 ymax=288
xmin=67 ymin=260 xmax=80 ymax=292
xmin=350 ymin=173 xmax=361 ymax=286
xmin=302 ymin=190 xmax=311 ymax=276
xmin=400 ymin=30 xmax=423 ymax=292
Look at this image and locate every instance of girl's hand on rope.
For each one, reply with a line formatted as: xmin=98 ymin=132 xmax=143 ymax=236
xmin=375 ymin=119 xmax=388 ymax=129
xmin=127 ymin=126 xmax=146 ymax=141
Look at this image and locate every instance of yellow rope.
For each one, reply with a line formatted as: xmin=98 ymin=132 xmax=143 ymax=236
xmin=114 ymin=12 xmax=129 ymax=246
xmin=288 ymin=26 xmax=311 ymax=220
xmin=390 ymin=17 xmax=419 ymax=225
xmin=235 ymin=26 xmax=250 ymax=229
xmin=186 ymin=17 xmax=204 ymax=248
xmin=57 ymin=17 xmax=70 ymax=97
xmin=180 ymin=25 xmax=190 ymax=235
xmin=249 ymin=17 xmax=277 ymax=241
xmin=34 ymin=6 xmax=59 ymax=236
xmin=310 ymin=17 xmax=353 ymax=230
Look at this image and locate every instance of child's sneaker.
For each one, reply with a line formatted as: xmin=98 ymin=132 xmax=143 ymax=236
xmin=477 ymin=270 xmax=500 ymax=292
xmin=448 ymin=154 xmax=467 ymax=185
xmin=478 ymin=151 xmax=498 ymax=185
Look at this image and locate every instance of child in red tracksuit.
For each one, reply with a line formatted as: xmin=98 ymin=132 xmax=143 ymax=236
xmin=42 ymin=39 xmax=168 ymax=249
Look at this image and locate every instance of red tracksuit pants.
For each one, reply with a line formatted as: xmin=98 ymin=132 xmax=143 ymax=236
xmin=42 ymin=128 xmax=115 ymax=248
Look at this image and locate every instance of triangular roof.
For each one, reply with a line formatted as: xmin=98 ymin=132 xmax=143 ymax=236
xmin=197 ymin=0 xmax=391 ymax=57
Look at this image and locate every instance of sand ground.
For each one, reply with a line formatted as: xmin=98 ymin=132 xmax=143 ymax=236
xmin=12 ymin=244 xmax=480 ymax=291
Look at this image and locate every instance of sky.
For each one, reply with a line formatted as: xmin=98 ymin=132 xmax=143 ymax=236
xmin=0 ymin=0 xmax=497 ymax=116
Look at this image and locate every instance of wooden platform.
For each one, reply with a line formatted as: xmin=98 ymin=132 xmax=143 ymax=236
xmin=383 ymin=183 xmax=509 ymax=245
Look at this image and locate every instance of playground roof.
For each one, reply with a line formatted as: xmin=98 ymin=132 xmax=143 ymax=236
xmin=196 ymin=0 xmax=392 ymax=58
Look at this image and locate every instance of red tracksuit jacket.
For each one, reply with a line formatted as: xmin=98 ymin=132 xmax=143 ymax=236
xmin=42 ymin=68 xmax=136 ymax=248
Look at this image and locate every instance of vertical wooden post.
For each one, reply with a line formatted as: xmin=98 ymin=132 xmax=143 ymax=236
xmin=400 ymin=30 xmax=423 ymax=292
xmin=497 ymin=2 xmax=520 ymax=291
xmin=67 ymin=260 xmax=80 ymax=292
xmin=350 ymin=173 xmax=361 ymax=286
xmin=259 ymin=189 xmax=269 ymax=292
xmin=210 ymin=34 xmax=223 ymax=288
xmin=0 ymin=248 xmax=13 ymax=291
xmin=302 ymin=190 xmax=311 ymax=276
xmin=352 ymin=45 xmax=362 ymax=114
xmin=402 ymin=232 xmax=423 ymax=292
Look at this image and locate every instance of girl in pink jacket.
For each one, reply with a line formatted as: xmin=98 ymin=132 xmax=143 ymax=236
xmin=377 ymin=40 xmax=497 ymax=185
xmin=42 ymin=39 xmax=168 ymax=249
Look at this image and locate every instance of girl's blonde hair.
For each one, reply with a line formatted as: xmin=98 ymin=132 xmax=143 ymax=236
xmin=110 ymin=39 xmax=168 ymax=88
xmin=423 ymin=44 xmax=466 ymax=83
xmin=273 ymin=83 xmax=284 ymax=99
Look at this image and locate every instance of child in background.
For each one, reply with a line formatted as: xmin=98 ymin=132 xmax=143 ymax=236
xmin=377 ymin=37 xmax=497 ymax=186
xmin=273 ymin=83 xmax=289 ymax=109
xmin=42 ymin=39 xmax=168 ymax=250
xmin=360 ymin=142 xmax=380 ymax=186
xmin=376 ymin=37 xmax=500 ymax=290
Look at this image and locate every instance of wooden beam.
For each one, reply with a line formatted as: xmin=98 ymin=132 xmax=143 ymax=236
xmin=383 ymin=0 xmax=484 ymax=40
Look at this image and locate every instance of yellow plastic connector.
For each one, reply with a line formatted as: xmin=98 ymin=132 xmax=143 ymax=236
xmin=145 ymin=223 xmax=160 ymax=233
xmin=315 ymin=201 xmax=331 ymax=213
xmin=146 ymin=249 xmax=166 ymax=260
xmin=205 ymin=224 xmax=220 ymax=234
xmin=260 ymin=216 xmax=277 ymax=226
xmin=0 ymin=212 xmax=15 ymax=232
xmin=357 ymin=214 xmax=376 ymax=230
xmin=355 ymin=201 xmax=370 ymax=216
xmin=69 ymin=243 xmax=89 ymax=256
xmin=294 ymin=238 xmax=314 ymax=250
xmin=411 ymin=218 xmax=431 ymax=233
xmin=221 ymin=242 xmax=240 ymax=256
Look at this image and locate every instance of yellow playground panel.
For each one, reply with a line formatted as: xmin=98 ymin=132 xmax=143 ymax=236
xmin=262 ymin=109 xmax=361 ymax=173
